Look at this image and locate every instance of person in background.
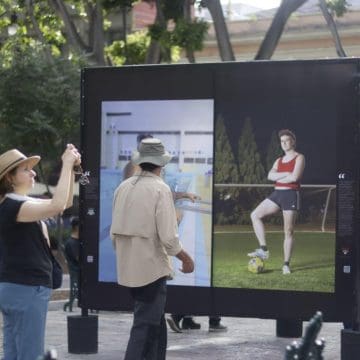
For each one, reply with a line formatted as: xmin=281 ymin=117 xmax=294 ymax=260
xmin=63 ymin=215 xmax=80 ymax=312
xmin=0 ymin=144 xmax=80 ymax=360
xmin=64 ymin=216 xmax=80 ymax=273
xmin=111 ymin=138 xmax=194 ymax=359
xmin=167 ymin=314 xmax=227 ymax=333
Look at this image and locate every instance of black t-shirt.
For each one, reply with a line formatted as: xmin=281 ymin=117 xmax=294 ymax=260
xmin=0 ymin=197 xmax=52 ymax=288
xmin=64 ymin=237 xmax=79 ymax=273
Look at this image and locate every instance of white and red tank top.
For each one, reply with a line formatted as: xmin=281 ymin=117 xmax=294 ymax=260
xmin=275 ymin=156 xmax=300 ymax=190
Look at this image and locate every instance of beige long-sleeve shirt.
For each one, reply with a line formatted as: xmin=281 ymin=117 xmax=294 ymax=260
xmin=110 ymin=171 xmax=182 ymax=287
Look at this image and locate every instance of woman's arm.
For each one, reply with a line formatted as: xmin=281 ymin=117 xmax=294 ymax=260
xmin=17 ymin=145 xmax=80 ymax=222
xmin=65 ymin=171 xmax=75 ymax=209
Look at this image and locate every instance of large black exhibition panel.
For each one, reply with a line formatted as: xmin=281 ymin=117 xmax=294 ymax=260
xmin=79 ymin=59 xmax=360 ymax=323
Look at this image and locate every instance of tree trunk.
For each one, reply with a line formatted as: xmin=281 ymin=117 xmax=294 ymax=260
xmin=184 ymin=0 xmax=196 ymax=63
xmin=26 ymin=0 xmax=54 ymax=64
xmin=48 ymin=0 xmax=89 ymax=53
xmin=202 ymin=0 xmax=235 ymax=61
xmin=91 ymin=0 xmax=106 ymax=65
xmin=145 ymin=0 xmax=165 ymax=64
xmin=122 ymin=6 xmax=129 ymax=64
xmin=255 ymin=0 xmax=308 ymax=60
xmin=318 ymin=0 xmax=346 ymax=57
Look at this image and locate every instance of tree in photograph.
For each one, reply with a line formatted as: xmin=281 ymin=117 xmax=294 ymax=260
xmin=238 ymin=117 xmax=265 ymax=184
xmin=214 ymin=115 xmax=239 ymax=225
xmin=265 ymin=130 xmax=282 ymax=174
xmin=237 ymin=117 xmax=266 ymax=223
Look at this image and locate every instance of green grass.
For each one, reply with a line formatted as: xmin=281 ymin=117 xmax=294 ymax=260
xmin=213 ymin=231 xmax=335 ymax=292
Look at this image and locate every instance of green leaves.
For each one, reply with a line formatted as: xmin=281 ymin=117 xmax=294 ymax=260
xmin=326 ymin=0 xmax=349 ymax=17
xmin=171 ymin=18 xmax=208 ymax=51
xmin=106 ymin=30 xmax=150 ymax=65
xmin=0 ymin=43 xmax=80 ymax=182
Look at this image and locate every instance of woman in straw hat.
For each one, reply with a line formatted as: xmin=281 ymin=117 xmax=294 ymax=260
xmin=0 ymin=144 xmax=80 ymax=360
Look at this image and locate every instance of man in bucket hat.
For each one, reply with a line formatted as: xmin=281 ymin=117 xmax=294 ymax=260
xmin=110 ymin=138 xmax=194 ymax=360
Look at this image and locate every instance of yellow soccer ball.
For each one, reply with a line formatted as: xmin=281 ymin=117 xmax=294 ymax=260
xmin=248 ymin=257 xmax=265 ymax=274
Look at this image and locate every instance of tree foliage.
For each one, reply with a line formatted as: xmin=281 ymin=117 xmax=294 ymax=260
xmin=214 ymin=114 xmax=238 ymax=184
xmin=236 ymin=118 xmax=266 ymax=223
xmin=326 ymin=0 xmax=349 ymax=16
xmin=265 ymin=130 xmax=282 ymax=173
xmin=106 ymin=30 xmax=151 ymax=65
xmin=146 ymin=0 xmax=208 ymax=63
xmin=214 ymin=114 xmax=239 ymax=225
xmin=0 ymin=40 xmax=80 ymax=184
xmin=238 ymin=118 xmax=265 ymax=184
xmin=0 ymin=0 xmax=207 ymax=66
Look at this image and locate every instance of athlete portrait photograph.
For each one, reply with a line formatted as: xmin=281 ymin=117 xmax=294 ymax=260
xmin=248 ymin=129 xmax=305 ymax=275
xmin=212 ymin=66 xmax=337 ymax=293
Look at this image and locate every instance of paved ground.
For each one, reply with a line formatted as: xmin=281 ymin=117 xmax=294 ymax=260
xmin=0 ymin=277 xmax=345 ymax=359
xmin=45 ymin=302 xmax=343 ymax=359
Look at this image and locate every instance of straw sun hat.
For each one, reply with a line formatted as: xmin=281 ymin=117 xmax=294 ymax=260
xmin=0 ymin=149 xmax=40 ymax=181
xmin=131 ymin=138 xmax=172 ymax=167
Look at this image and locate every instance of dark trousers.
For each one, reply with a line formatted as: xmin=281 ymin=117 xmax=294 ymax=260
xmin=125 ymin=278 xmax=167 ymax=360
xmin=209 ymin=316 xmax=221 ymax=326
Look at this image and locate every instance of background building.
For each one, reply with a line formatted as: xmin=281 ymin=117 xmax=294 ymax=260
xmin=132 ymin=0 xmax=360 ymax=62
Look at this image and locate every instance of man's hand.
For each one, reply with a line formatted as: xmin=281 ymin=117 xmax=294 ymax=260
xmin=176 ymin=249 xmax=195 ymax=273
xmin=180 ymin=257 xmax=195 ymax=273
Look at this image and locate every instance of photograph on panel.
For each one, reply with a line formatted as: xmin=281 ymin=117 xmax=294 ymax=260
xmin=213 ymin=110 xmax=336 ymax=292
xmin=99 ymin=99 xmax=214 ymax=287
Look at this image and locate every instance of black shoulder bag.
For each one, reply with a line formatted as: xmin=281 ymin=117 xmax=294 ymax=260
xmin=50 ymin=252 xmax=63 ymax=289
xmin=38 ymin=220 xmax=63 ymax=289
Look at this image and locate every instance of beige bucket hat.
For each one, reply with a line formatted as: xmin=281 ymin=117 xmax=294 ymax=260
xmin=0 ymin=149 xmax=40 ymax=180
xmin=131 ymin=138 xmax=172 ymax=166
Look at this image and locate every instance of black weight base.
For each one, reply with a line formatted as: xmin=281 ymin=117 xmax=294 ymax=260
xmin=341 ymin=329 xmax=360 ymax=360
xmin=67 ymin=315 xmax=98 ymax=354
xmin=276 ymin=319 xmax=303 ymax=338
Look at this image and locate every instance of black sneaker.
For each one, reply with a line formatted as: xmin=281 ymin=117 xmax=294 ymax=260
xmin=182 ymin=317 xmax=201 ymax=330
xmin=209 ymin=323 xmax=227 ymax=332
xmin=166 ymin=315 xmax=182 ymax=333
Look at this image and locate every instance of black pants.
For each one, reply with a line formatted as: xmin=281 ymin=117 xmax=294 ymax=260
xmin=125 ymin=278 xmax=167 ymax=360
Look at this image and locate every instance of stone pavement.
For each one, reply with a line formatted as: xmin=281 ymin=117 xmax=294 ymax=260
xmin=0 ymin=276 xmax=344 ymax=359
xmin=45 ymin=301 xmax=344 ymax=360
